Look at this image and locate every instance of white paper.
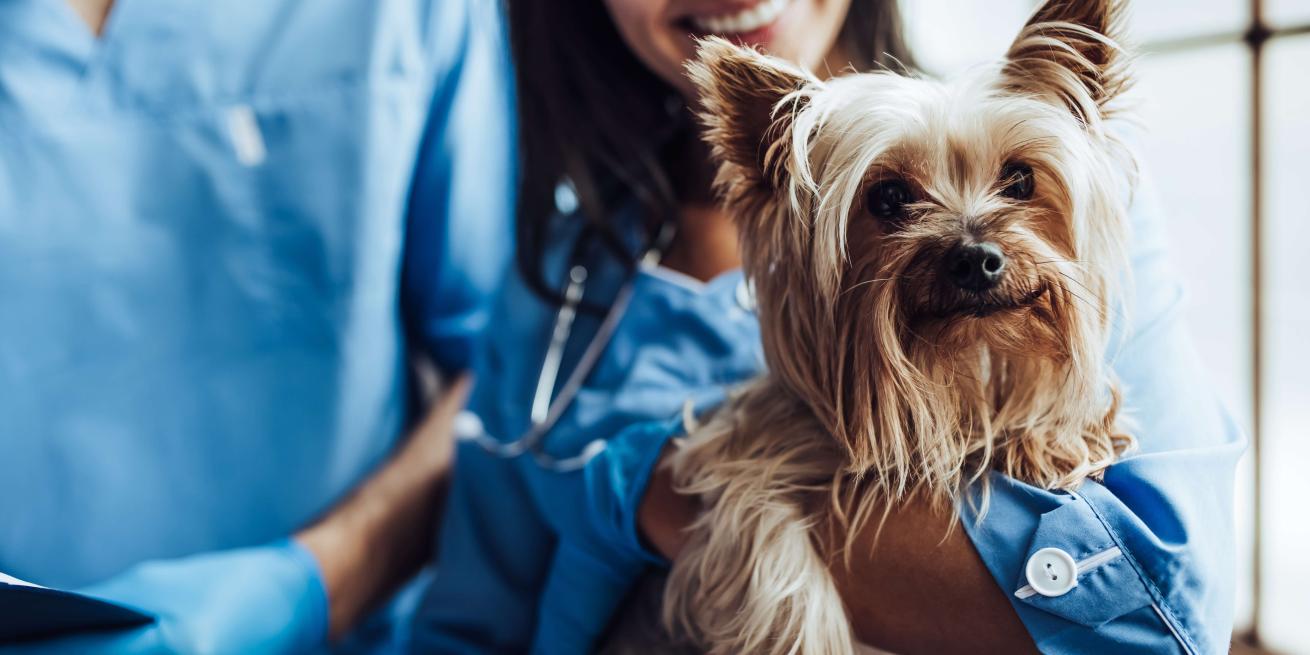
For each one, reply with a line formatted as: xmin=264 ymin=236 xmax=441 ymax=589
xmin=0 ymin=571 xmax=42 ymax=588
xmin=226 ymin=104 xmax=267 ymax=167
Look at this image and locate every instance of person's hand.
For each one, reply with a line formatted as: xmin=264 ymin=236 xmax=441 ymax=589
xmin=635 ymin=443 xmax=699 ymax=561
xmin=1 ymin=540 xmax=326 ymax=655
xmin=298 ymin=374 xmax=471 ymax=638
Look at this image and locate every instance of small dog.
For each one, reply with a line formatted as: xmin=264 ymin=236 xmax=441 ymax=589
xmin=661 ymin=1 xmax=1138 ymax=653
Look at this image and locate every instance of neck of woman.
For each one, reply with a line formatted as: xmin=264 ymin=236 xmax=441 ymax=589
xmin=655 ymin=43 xmax=855 ymax=283
xmin=66 ymin=0 xmax=115 ymax=36
xmin=660 ymin=128 xmax=743 ymax=282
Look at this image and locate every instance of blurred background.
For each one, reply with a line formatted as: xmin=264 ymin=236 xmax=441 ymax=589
xmin=901 ymin=0 xmax=1308 ymax=652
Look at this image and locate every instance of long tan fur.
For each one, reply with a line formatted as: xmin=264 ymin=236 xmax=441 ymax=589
xmin=662 ymin=1 xmax=1139 ymax=653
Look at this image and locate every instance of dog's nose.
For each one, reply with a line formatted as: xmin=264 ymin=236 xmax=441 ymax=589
xmin=945 ymin=242 xmax=1006 ymax=292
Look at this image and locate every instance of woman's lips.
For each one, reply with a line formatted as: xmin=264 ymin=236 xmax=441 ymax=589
xmin=686 ymin=0 xmax=791 ymax=37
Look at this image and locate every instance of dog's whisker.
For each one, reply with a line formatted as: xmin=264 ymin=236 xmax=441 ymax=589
xmin=1033 ymin=259 xmax=1092 ymax=271
xmin=840 ymin=276 xmax=909 ymax=297
xmin=1053 ymin=272 xmax=1123 ymax=322
xmin=1054 ymin=278 xmax=1114 ymax=323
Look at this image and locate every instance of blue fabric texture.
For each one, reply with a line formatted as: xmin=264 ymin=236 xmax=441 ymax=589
xmin=412 ymin=171 xmax=1240 ymax=653
xmin=1011 ymin=495 xmax=1155 ymax=627
xmin=411 ymin=209 xmax=764 ymax=653
xmin=0 ymin=0 xmax=514 ymax=651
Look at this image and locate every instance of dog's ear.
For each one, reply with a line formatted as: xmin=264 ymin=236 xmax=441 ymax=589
xmin=687 ymin=37 xmax=815 ymax=190
xmin=1002 ymin=0 xmax=1132 ymax=124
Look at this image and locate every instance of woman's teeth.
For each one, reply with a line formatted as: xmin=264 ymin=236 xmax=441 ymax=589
xmin=690 ymin=0 xmax=789 ymax=35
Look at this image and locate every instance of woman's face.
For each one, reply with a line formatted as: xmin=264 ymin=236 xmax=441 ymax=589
xmin=603 ymin=0 xmax=852 ymax=99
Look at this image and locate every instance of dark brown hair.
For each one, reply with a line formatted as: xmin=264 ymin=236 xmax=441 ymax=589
xmin=506 ymin=1 xmax=915 ymax=304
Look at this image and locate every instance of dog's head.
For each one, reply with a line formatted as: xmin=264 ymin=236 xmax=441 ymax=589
xmin=691 ymin=0 xmax=1136 ymax=496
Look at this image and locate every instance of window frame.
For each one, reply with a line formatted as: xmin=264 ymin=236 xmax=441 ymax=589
xmin=1140 ymin=2 xmax=1310 ymax=648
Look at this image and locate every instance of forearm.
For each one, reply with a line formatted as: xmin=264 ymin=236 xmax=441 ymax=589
xmin=297 ymin=376 xmax=471 ymax=639
xmin=827 ymin=496 xmax=1035 ymax=654
xmin=639 ymin=465 xmax=1034 ymax=653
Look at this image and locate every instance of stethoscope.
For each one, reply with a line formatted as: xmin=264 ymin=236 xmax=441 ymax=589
xmin=455 ymin=220 xmax=679 ymax=472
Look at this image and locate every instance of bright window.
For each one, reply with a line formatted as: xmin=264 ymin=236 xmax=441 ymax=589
xmin=1262 ymin=33 xmax=1310 ymax=653
xmin=904 ymin=2 xmax=1309 ymax=651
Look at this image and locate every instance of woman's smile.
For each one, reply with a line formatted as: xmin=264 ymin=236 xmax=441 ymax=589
xmin=682 ymin=0 xmax=794 ymax=45
xmin=604 ymin=0 xmax=850 ymax=99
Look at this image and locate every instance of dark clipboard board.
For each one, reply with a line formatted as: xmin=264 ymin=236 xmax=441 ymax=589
xmin=0 ymin=582 xmax=155 ymax=644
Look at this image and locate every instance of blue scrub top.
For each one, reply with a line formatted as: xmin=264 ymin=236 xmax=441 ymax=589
xmin=412 ymin=173 xmax=1241 ymax=654
xmin=0 ymin=0 xmax=514 ymax=589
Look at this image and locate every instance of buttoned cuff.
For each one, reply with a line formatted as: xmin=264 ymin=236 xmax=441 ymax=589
xmin=959 ymin=476 xmax=1181 ymax=648
xmin=582 ymin=414 xmax=687 ymax=566
xmin=1007 ymin=495 xmax=1154 ymax=626
xmin=531 ymin=542 xmax=648 ymax=655
xmin=280 ymin=538 xmax=330 ymax=652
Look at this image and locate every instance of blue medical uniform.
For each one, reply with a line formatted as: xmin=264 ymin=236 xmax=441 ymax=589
xmin=411 ymin=175 xmax=1241 ymax=654
xmin=0 ymin=0 xmax=512 ymax=625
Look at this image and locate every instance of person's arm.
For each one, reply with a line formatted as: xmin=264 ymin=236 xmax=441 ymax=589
xmin=639 ymin=456 xmax=1034 ymax=653
xmin=297 ymin=376 xmax=470 ymax=638
xmin=830 ymin=498 xmax=1034 ymax=652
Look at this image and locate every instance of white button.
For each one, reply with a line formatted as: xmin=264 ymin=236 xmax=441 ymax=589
xmin=735 ymin=279 xmax=757 ymax=312
xmin=225 ymin=105 xmax=266 ymax=167
xmin=1025 ymin=547 xmax=1079 ymax=597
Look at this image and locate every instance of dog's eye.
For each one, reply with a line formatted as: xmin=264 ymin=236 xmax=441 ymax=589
xmin=999 ymin=163 xmax=1035 ymax=200
xmin=867 ymin=179 xmax=912 ymax=221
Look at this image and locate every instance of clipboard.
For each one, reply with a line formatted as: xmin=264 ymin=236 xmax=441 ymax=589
xmin=0 ymin=574 xmax=155 ymax=644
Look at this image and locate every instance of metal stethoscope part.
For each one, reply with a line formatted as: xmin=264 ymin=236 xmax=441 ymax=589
xmin=456 ymin=222 xmax=677 ymax=472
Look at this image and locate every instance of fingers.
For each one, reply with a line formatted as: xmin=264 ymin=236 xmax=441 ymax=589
xmin=435 ymin=374 xmax=473 ymax=418
xmin=416 ymin=374 xmax=473 ymax=440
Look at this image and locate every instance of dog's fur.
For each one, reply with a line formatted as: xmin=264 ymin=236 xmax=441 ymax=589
xmin=661 ymin=1 xmax=1139 ymax=652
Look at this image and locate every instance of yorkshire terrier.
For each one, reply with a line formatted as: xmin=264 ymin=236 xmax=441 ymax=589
xmin=657 ymin=1 xmax=1139 ymax=652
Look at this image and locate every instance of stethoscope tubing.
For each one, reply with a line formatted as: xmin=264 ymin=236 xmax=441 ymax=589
xmin=457 ymin=222 xmax=675 ymax=472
